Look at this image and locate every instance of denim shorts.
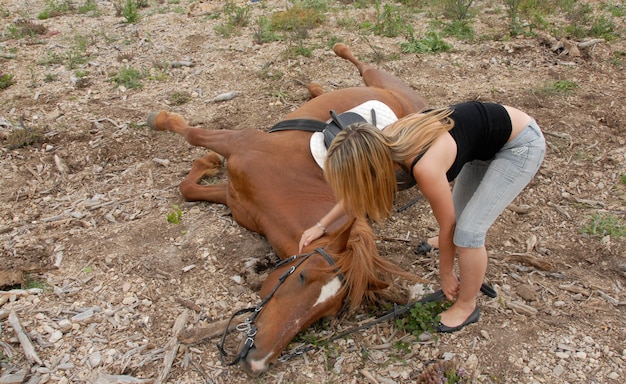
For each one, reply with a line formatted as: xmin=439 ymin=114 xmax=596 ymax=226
xmin=452 ymin=119 xmax=546 ymax=248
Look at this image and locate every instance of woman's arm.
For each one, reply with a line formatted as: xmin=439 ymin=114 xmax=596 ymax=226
xmin=298 ymin=201 xmax=346 ymax=252
xmin=413 ymin=134 xmax=459 ymax=300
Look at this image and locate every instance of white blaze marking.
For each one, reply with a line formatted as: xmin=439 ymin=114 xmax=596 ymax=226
xmin=249 ymin=353 xmax=272 ymax=373
xmin=313 ymin=277 xmax=342 ymax=307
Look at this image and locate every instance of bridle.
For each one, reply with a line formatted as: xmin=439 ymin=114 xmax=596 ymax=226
xmin=217 ymin=247 xmax=341 ymax=366
xmin=217 ymin=247 xmax=499 ymax=367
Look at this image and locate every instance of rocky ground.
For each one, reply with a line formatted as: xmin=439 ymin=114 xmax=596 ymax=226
xmin=1 ymin=1 xmax=625 ymax=383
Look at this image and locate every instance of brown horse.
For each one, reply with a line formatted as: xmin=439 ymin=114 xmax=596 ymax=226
xmin=148 ymin=44 xmax=429 ymax=377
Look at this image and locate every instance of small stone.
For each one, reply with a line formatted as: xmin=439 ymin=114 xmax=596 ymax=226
xmin=49 ymin=330 xmax=63 ymax=343
xmin=89 ymin=351 xmax=102 ymax=368
xmin=574 ymin=351 xmax=587 ymax=359
xmin=608 ymin=372 xmax=619 ymax=380
xmin=58 ymin=319 xmax=72 ymax=333
xmin=553 ymin=364 xmax=565 ymax=377
xmin=555 ymin=351 xmax=570 ymax=359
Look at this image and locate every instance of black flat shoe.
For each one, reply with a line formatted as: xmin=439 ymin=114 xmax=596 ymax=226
xmin=435 ymin=306 xmax=480 ymax=333
xmin=415 ymin=241 xmax=434 ymax=255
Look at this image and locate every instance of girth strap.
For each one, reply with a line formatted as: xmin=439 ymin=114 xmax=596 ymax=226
xmin=268 ymin=119 xmax=326 ymax=133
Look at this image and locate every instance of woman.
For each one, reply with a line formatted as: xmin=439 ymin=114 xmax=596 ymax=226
xmin=299 ymin=101 xmax=546 ymax=332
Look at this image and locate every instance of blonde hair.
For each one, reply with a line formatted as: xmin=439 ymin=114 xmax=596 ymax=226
xmin=324 ymin=108 xmax=454 ymax=222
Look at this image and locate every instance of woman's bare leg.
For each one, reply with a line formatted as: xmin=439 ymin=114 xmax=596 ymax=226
xmin=438 ymin=246 xmax=487 ymax=328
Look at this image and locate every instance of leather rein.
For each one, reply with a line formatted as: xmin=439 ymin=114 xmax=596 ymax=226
xmin=217 ymin=248 xmax=498 ymax=366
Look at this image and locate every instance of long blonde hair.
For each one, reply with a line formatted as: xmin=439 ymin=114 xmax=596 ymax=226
xmin=324 ymin=108 xmax=454 ymax=222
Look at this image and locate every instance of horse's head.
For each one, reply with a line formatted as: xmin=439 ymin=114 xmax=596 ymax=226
xmin=235 ymin=218 xmax=416 ymax=377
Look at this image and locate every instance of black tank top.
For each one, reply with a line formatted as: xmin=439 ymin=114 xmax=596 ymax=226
xmin=410 ymin=102 xmax=512 ymax=182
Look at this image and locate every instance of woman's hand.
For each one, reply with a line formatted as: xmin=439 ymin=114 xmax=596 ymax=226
xmin=440 ymin=270 xmax=460 ymax=301
xmin=299 ymin=224 xmax=325 ymax=252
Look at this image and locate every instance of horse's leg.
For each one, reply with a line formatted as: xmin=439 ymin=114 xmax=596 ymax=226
xmin=147 ymin=110 xmax=238 ymax=158
xmin=333 ymin=43 xmax=429 ymax=114
xmin=178 ymin=153 xmax=228 ymax=203
xmin=307 ymin=83 xmax=325 ymax=98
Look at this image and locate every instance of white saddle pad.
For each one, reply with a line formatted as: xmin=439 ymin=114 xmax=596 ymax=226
xmin=310 ymin=100 xmax=398 ymax=169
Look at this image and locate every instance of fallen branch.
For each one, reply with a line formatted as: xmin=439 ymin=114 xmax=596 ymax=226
xmin=577 ymin=38 xmax=605 ymax=48
xmin=505 ymin=253 xmax=553 ymax=271
xmin=8 ymin=311 xmax=43 ymax=365
xmin=155 ymin=310 xmax=189 ymax=384
xmin=178 ymin=318 xmax=234 ymax=345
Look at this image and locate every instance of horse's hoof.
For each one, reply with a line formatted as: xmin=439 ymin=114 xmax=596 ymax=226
xmin=146 ymin=111 xmax=163 ymax=131
xmin=333 ymin=43 xmax=349 ymax=57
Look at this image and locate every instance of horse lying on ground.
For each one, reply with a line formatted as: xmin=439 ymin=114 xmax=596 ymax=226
xmin=148 ymin=43 xmax=430 ymax=377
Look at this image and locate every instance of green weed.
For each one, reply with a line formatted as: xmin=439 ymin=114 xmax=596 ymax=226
xmin=77 ymin=0 xmax=99 ymax=15
xmin=253 ymin=16 xmax=280 ymax=44
xmin=121 ymin=0 xmax=140 ymax=24
xmin=214 ymin=1 xmax=251 ymax=38
xmin=581 ymin=213 xmax=626 ymax=238
xmin=270 ymin=3 xmax=325 ymax=33
xmin=534 ymin=80 xmax=579 ymax=96
xmin=401 ymin=30 xmax=453 ymax=54
xmin=111 ymin=65 xmax=144 ymax=89
xmin=372 ymin=2 xmax=408 ymax=38
xmin=439 ymin=0 xmax=476 ymax=21
xmin=38 ymin=0 xmax=75 ymax=19
xmin=395 ymin=300 xmax=450 ymax=338
xmin=167 ymin=205 xmax=183 ymax=224
xmin=10 ymin=20 xmax=49 ymax=39
xmin=24 ymin=274 xmax=50 ymax=291
xmin=441 ymin=19 xmax=475 ymax=40
xmin=168 ymin=91 xmax=192 ymax=106
xmin=6 ymin=125 xmax=45 ymax=149
xmin=0 ymin=73 xmax=16 ymax=90
xmin=44 ymin=73 xmax=59 ymax=82
xmin=620 ymin=173 xmax=626 ymax=186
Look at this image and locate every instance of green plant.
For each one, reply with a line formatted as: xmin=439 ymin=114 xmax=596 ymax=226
xmin=111 ymin=65 xmax=144 ymax=89
xmin=214 ymin=1 xmax=251 ymax=38
xmin=253 ymin=16 xmax=280 ymax=44
xmin=44 ymin=73 xmax=59 ymax=82
xmin=113 ymin=0 xmax=141 ymax=23
xmin=396 ymin=300 xmax=449 ymax=337
xmin=167 ymin=205 xmax=183 ymax=224
xmin=168 ymin=91 xmax=192 ymax=106
xmin=401 ymin=30 xmax=453 ymax=54
xmin=534 ymin=79 xmax=579 ymax=96
xmin=24 ymin=274 xmax=51 ymax=291
xmin=270 ymin=3 xmax=325 ymax=33
xmin=441 ymin=19 xmax=475 ymax=40
xmin=6 ymin=125 xmax=45 ymax=149
xmin=440 ymin=0 xmax=475 ymax=21
xmin=11 ymin=19 xmax=49 ymax=38
xmin=77 ymin=0 xmax=99 ymax=15
xmin=38 ymin=0 xmax=75 ymax=19
xmin=0 ymin=73 xmax=16 ymax=90
xmin=581 ymin=213 xmax=626 ymax=238
xmin=620 ymin=173 xmax=626 ymax=186
xmin=65 ymin=48 xmax=89 ymax=70
xmin=372 ymin=2 xmax=407 ymax=38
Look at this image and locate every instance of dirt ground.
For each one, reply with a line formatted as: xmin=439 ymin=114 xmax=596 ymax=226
xmin=1 ymin=1 xmax=625 ymax=383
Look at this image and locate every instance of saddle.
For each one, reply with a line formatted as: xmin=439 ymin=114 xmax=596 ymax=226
xmin=269 ymin=101 xmax=416 ymax=191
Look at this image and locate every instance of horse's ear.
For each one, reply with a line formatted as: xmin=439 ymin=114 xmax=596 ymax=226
xmin=325 ymin=218 xmax=355 ymax=254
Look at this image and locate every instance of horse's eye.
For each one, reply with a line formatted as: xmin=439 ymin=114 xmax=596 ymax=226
xmin=299 ymin=272 xmax=305 ymax=284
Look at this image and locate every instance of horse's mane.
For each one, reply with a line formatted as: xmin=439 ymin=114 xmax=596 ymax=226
xmin=328 ymin=218 xmax=421 ymax=310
